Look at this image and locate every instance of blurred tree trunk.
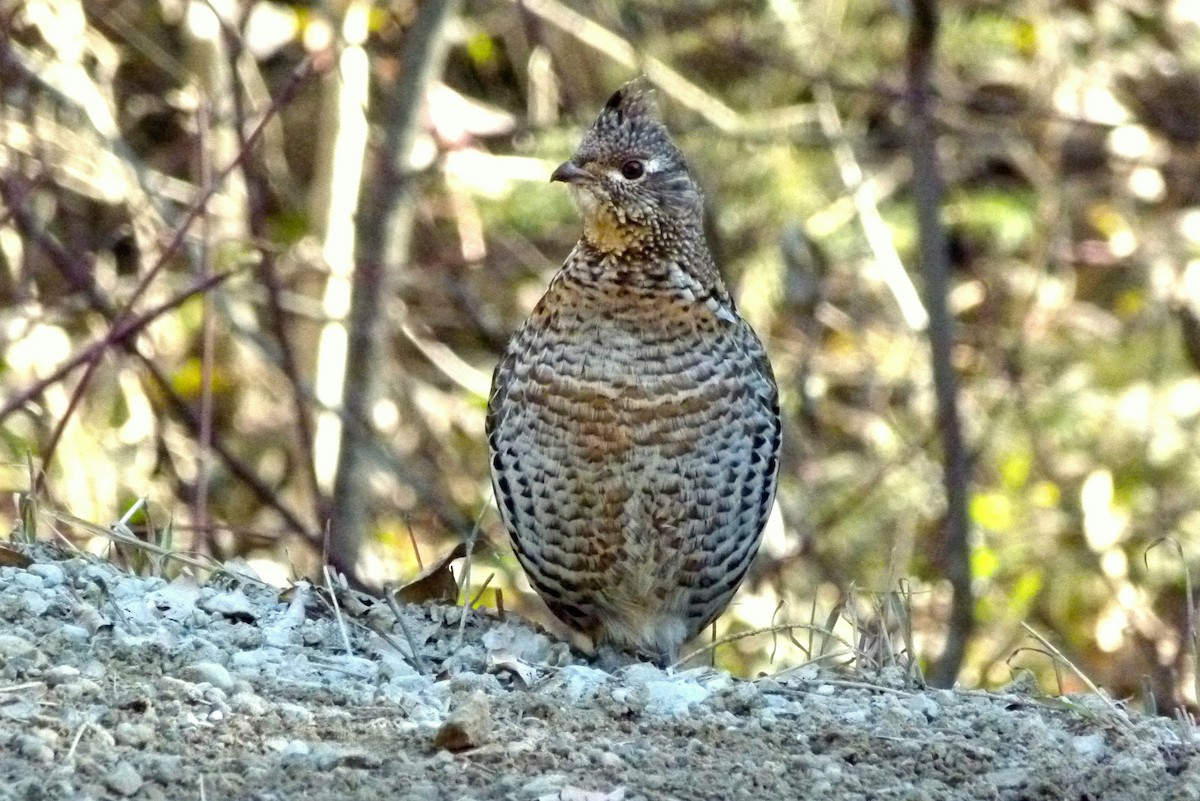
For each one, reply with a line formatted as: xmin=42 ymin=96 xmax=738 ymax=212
xmin=906 ymin=0 xmax=974 ymax=688
xmin=326 ymin=0 xmax=463 ymax=583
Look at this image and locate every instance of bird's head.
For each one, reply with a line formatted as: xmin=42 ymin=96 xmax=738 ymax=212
xmin=551 ymin=80 xmax=704 ymax=255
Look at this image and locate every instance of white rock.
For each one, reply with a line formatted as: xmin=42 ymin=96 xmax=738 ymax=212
xmin=28 ymin=563 xmax=64 ymax=587
xmin=1073 ymin=732 xmax=1107 ymax=760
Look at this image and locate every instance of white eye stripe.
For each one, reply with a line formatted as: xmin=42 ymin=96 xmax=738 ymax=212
xmin=608 ymin=157 xmax=663 ymax=181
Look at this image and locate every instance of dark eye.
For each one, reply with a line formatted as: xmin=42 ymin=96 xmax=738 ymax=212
xmin=620 ymin=160 xmax=645 ymax=180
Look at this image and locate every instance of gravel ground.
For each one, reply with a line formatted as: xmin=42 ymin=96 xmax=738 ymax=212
xmin=1 ymin=541 xmax=1198 ymax=801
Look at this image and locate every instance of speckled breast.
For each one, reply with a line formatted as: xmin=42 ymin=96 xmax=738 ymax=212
xmin=487 ymin=269 xmax=780 ymax=660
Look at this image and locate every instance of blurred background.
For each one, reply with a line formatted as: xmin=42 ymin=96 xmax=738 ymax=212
xmin=3 ymin=0 xmax=1200 ymax=710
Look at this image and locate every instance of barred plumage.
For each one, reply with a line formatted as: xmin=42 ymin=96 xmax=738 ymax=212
xmin=486 ymin=81 xmax=781 ymax=665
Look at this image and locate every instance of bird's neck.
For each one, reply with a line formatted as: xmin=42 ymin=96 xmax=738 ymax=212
xmin=566 ymin=232 xmax=722 ymax=297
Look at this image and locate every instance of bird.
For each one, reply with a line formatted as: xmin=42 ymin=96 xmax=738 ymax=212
xmin=486 ymin=80 xmax=781 ymax=667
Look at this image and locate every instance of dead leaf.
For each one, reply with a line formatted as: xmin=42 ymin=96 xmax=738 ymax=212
xmin=487 ymin=649 xmax=539 ymax=689
xmin=394 ymin=540 xmax=483 ymax=604
xmin=0 ymin=545 xmax=33 ymax=568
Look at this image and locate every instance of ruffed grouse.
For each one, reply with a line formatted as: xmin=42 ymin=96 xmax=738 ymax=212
xmin=486 ymin=81 xmax=781 ymax=666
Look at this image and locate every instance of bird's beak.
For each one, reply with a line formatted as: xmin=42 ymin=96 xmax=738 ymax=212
xmin=550 ymin=161 xmax=591 ymax=184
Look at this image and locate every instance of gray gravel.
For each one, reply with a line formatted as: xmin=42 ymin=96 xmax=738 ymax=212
xmin=1 ymin=542 xmax=1197 ymax=800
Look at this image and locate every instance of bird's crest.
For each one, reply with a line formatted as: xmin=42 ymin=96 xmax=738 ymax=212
xmin=602 ymin=78 xmax=658 ymax=124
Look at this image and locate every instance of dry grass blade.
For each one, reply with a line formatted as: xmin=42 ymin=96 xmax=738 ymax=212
xmin=44 ymin=510 xmax=273 ymax=589
xmin=1020 ymin=623 xmax=1134 ymax=729
xmin=672 ymin=621 xmax=858 ymax=672
xmin=322 ymin=565 xmax=354 ymax=655
xmin=382 ymin=586 xmax=431 ymax=676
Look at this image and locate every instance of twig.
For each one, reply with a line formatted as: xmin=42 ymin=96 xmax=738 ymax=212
xmin=513 ymin=0 xmax=742 ymax=132
xmin=1145 ymin=537 xmax=1199 ymax=712
xmin=195 ymin=96 xmax=216 ymax=553
xmin=813 ymin=83 xmax=928 ymax=330
xmin=322 ymin=565 xmax=354 ymax=655
xmin=221 ymin=15 xmax=328 ymax=531
xmin=383 ymin=585 xmax=431 ymax=675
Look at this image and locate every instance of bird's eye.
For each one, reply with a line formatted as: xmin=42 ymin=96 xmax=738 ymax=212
xmin=620 ymin=160 xmax=645 ymax=180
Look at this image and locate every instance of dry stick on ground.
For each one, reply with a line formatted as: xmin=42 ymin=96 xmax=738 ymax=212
xmin=905 ymin=0 xmax=973 ymax=688
xmin=328 ymin=0 xmax=463 ymax=581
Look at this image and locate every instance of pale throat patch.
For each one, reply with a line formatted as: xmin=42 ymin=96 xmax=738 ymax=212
xmin=571 ymin=185 xmax=645 ymax=254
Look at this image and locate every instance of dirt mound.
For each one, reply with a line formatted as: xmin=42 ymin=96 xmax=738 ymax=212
xmin=0 ymin=544 xmax=1195 ymax=800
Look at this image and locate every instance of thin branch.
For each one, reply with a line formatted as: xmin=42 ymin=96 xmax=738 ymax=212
xmin=906 ymin=0 xmax=973 ymax=688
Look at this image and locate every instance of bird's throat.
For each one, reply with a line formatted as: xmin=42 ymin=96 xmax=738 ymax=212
xmin=582 ymin=212 xmax=649 ymax=255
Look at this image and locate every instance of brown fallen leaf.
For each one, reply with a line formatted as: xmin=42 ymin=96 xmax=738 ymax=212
xmin=0 ymin=545 xmax=33 ymax=569
xmin=394 ymin=539 xmax=484 ymax=605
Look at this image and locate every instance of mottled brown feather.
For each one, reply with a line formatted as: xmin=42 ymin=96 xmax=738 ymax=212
xmin=486 ymin=81 xmax=781 ymax=664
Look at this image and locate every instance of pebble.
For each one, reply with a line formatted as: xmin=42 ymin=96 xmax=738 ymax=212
xmin=910 ymin=693 xmax=941 ymax=721
xmin=840 ymin=707 xmax=868 ymax=724
xmin=277 ymin=702 xmax=313 ymax=723
xmin=521 ymin=773 xmax=567 ymax=798
xmin=1073 ymin=732 xmax=1107 ymax=760
xmin=16 ymin=733 xmax=54 ymax=763
xmin=230 ymin=691 xmax=271 ymax=716
xmin=114 ymin=722 xmax=154 ymax=747
xmin=642 ymin=678 xmax=710 ymax=717
xmin=27 ymin=563 xmax=64 ymax=586
xmin=12 ymin=572 xmax=43 ymax=590
xmin=19 ymin=591 xmax=49 ymax=616
xmin=44 ymin=665 xmax=80 ymax=685
xmin=433 ymin=692 xmax=492 ymax=751
xmin=178 ymin=661 xmax=233 ymax=690
xmin=104 ymin=761 xmax=143 ymax=797
xmin=0 ymin=634 xmax=35 ymax=659
xmin=57 ymin=625 xmax=90 ymax=643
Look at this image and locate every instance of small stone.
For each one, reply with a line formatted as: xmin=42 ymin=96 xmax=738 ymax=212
xmin=840 ymin=708 xmax=867 ymax=725
xmin=230 ymin=691 xmax=270 ymax=716
xmin=142 ymin=755 xmax=183 ymax=784
xmin=197 ymin=589 xmax=257 ymax=620
xmin=277 ymin=703 xmax=313 ymax=723
xmin=19 ymin=591 xmax=49 ymax=617
xmin=910 ymin=693 xmax=940 ymax=721
xmin=58 ymin=625 xmax=90 ymax=643
xmin=643 ymin=678 xmax=709 ymax=717
xmin=12 ymin=572 xmax=43 ymax=590
xmin=114 ymin=722 xmax=154 ymax=747
xmin=105 ymin=761 xmax=143 ymax=797
xmin=16 ymin=733 xmax=54 ymax=763
xmin=521 ymin=773 xmax=567 ymax=798
xmin=178 ymin=662 xmax=233 ymax=691
xmin=44 ymin=665 xmax=81 ymax=685
xmin=433 ymin=692 xmax=492 ymax=752
xmin=1073 ymin=732 xmax=1107 ymax=760
xmin=28 ymin=564 xmax=64 ymax=587
xmin=0 ymin=634 xmax=35 ymax=660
